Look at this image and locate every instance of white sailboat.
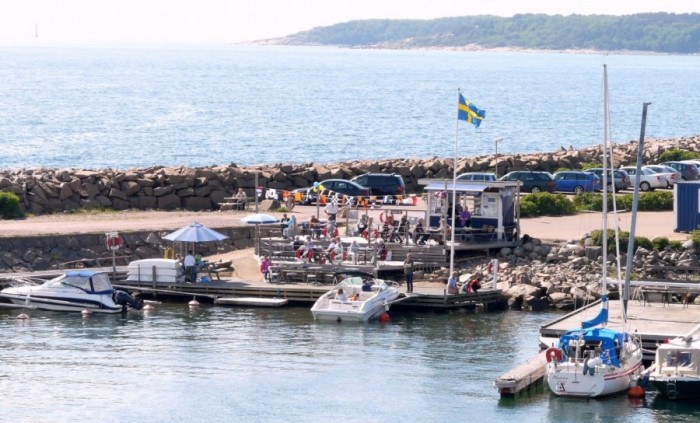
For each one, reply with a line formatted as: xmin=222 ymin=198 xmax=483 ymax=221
xmin=545 ymin=64 xmax=644 ymax=398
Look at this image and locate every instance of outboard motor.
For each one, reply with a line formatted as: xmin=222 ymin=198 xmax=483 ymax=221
xmin=113 ymin=290 xmax=145 ymax=310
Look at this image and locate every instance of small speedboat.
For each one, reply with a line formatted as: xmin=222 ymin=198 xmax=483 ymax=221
xmin=647 ymin=323 xmax=700 ymax=400
xmin=311 ymin=272 xmax=400 ymax=323
xmin=0 ymin=270 xmax=144 ymax=313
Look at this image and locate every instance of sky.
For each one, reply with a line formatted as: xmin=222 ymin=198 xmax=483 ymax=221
xmin=0 ymin=0 xmax=698 ymax=45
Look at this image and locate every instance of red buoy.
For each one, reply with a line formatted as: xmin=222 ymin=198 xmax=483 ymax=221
xmin=628 ymin=385 xmax=645 ymax=398
xmin=378 ymin=312 xmax=390 ymax=323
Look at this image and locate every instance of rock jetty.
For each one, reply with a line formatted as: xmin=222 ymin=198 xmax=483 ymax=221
xmin=1 ymin=136 xmax=698 ymax=216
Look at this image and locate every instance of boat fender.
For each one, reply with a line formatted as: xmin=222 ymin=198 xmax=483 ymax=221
xmin=583 ymin=357 xmax=601 ymax=376
xmin=628 ymin=385 xmax=645 ymax=398
xmin=545 ymin=347 xmax=562 ymax=363
xmin=164 ymin=247 xmax=174 ymax=259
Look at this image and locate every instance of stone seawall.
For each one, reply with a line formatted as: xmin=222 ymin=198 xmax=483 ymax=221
xmin=2 ymin=136 xmax=698 ymax=215
xmin=0 ymin=226 xmax=254 ymax=272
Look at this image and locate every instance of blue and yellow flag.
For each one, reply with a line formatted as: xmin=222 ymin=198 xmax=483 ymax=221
xmin=458 ymin=94 xmax=485 ymax=128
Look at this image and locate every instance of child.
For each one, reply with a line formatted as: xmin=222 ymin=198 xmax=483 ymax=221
xmin=260 ymin=255 xmax=272 ymax=282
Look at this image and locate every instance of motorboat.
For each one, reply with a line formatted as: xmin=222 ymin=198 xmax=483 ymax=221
xmin=545 ymin=65 xmax=643 ymax=398
xmin=311 ymin=273 xmax=400 ymax=323
xmin=646 ymin=323 xmax=700 ymax=400
xmin=0 ymin=270 xmax=144 ymax=313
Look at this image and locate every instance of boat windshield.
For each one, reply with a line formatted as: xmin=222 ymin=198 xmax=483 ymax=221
xmin=90 ymin=273 xmax=113 ymax=293
xmin=47 ymin=274 xmax=92 ymax=291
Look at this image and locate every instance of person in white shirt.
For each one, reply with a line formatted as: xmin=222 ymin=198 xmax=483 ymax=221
xmin=184 ymin=251 xmax=197 ymax=282
xmin=324 ymin=201 xmax=338 ymax=221
xmin=335 ymin=288 xmax=348 ymax=302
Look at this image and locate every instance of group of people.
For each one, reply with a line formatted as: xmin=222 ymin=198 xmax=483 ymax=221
xmin=446 ymin=271 xmax=483 ymax=295
xmin=177 ymin=250 xmax=205 ymax=283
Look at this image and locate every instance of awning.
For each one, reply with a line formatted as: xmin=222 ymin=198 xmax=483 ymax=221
xmin=423 ymin=182 xmax=488 ymax=193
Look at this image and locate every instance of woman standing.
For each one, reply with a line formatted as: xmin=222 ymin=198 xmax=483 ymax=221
xmin=403 ymin=253 xmax=415 ymax=293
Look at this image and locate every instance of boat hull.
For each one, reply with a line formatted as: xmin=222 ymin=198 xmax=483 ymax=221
xmin=651 ymin=377 xmax=700 ymax=400
xmin=547 ymin=359 xmax=643 ymax=397
xmin=312 ymin=302 xmax=389 ymax=323
xmin=0 ymin=293 xmax=122 ymax=314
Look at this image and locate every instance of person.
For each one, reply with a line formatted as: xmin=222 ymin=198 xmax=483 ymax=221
xmin=435 ymin=218 xmax=451 ymax=245
xmin=373 ymin=239 xmax=387 ymax=264
xmin=295 ymin=236 xmax=315 ymax=262
xmin=403 ymin=253 xmax=415 ymax=293
xmin=349 ymin=240 xmax=360 ymax=264
xmin=362 ymin=279 xmax=373 ymax=292
xmin=308 ymin=215 xmax=321 ymax=238
xmin=331 ymin=237 xmax=343 ymax=263
xmin=280 ymin=213 xmax=290 ymax=230
xmin=184 ymin=250 xmax=197 ymax=283
xmin=413 ymin=218 xmax=429 ymax=245
xmin=322 ymin=219 xmax=338 ymax=239
xmin=175 ymin=254 xmax=183 ymax=264
xmin=398 ymin=215 xmax=410 ymax=241
xmin=234 ymin=188 xmax=247 ymax=210
xmin=324 ymin=200 xmax=338 ymax=221
xmin=326 ymin=237 xmax=338 ymax=263
xmin=447 ymin=271 xmax=459 ymax=294
xmin=460 ymin=206 xmax=472 ymax=228
xmin=357 ymin=214 xmax=368 ymax=236
xmin=260 ymin=255 xmax=272 ymax=282
xmin=381 ymin=214 xmax=394 ymax=242
xmin=468 ymin=277 xmax=482 ymax=293
xmin=335 ymin=288 xmax=348 ymax=302
xmin=283 ymin=214 xmax=297 ymax=239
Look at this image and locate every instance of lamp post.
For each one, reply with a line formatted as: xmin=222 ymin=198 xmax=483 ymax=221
xmin=494 ymin=137 xmax=504 ymax=177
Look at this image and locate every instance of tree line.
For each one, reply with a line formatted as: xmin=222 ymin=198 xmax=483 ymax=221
xmin=278 ymin=13 xmax=700 ymax=54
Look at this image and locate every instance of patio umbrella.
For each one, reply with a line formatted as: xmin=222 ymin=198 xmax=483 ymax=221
xmin=240 ymin=213 xmax=278 ymax=225
xmin=163 ymin=222 xmax=229 ymax=243
xmin=241 ymin=214 xmax=279 ymax=255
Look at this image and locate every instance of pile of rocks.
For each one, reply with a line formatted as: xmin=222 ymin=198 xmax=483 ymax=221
xmin=424 ymin=235 xmax=700 ymax=311
xmin=1 ymin=135 xmax=697 ymax=216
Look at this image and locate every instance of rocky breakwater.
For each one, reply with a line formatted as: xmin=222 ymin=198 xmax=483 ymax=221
xmin=427 ymin=235 xmax=700 ymax=311
xmin=1 ymin=136 xmax=698 ymax=215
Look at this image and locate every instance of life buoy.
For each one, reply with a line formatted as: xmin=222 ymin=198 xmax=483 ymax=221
xmin=545 ymin=347 xmax=562 ymax=363
xmin=379 ymin=212 xmax=385 ymax=223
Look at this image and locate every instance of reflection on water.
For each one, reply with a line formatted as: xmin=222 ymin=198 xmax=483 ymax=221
xmin=1 ymin=305 xmax=698 ymax=422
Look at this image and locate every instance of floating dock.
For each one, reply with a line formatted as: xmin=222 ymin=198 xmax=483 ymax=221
xmin=214 ymin=297 xmax=289 ymax=307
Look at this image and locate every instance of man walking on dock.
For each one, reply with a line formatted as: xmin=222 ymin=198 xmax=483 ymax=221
xmin=403 ymin=253 xmax=415 ymax=293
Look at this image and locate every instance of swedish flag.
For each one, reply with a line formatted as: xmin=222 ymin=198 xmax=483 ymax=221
xmin=458 ymin=94 xmax=485 ymax=128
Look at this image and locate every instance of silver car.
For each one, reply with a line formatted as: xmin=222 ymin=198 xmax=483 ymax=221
xmin=643 ymin=165 xmax=681 ymax=188
xmin=620 ymin=167 xmax=666 ymax=191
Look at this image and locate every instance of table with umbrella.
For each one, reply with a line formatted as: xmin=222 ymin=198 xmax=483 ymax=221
xmin=240 ymin=213 xmax=279 ymax=256
xmin=162 ymin=222 xmax=229 ymax=282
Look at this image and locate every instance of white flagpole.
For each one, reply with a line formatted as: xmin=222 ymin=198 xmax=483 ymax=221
xmin=449 ymin=90 xmax=460 ymax=277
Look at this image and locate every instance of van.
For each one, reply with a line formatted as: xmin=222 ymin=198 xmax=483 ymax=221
xmin=350 ymin=173 xmax=405 ymax=196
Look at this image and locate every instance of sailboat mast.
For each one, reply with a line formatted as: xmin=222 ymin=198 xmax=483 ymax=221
xmin=601 ymin=64 xmax=609 ymax=312
xmin=622 ymin=102 xmax=652 ymax=313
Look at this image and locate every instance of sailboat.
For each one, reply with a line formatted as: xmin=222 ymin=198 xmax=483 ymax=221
xmin=544 ymin=64 xmax=644 ymax=398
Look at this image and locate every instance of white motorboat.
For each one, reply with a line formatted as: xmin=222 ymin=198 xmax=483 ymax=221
xmin=311 ymin=273 xmax=400 ymax=323
xmin=0 ymin=270 xmax=144 ymax=313
xmin=545 ymin=65 xmax=643 ymax=398
xmin=646 ymin=323 xmax=700 ymax=400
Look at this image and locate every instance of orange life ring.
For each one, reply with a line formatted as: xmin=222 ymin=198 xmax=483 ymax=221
xmin=545 ymin=347 xmax=562 ymax=363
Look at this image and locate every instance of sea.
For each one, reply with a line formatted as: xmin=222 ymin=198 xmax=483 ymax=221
xmin=2 ymin=304 xmax=700 ymax=423
xmin=2 ymin=45 xmax=700 ymax=422
xmin=0 ymin=45 xmax=698 ymax=170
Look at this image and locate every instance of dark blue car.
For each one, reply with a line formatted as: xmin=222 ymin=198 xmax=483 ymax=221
xmin=554 ymin=171 xmax=601 ymax=194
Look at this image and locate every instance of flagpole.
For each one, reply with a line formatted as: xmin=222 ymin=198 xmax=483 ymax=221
xmin=449 ymin=90 xmax=460 ymax=277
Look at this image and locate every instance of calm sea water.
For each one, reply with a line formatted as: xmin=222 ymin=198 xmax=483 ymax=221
xmin=2 ymin=304 xmax=699 ymax=422
xmin=0 ymin=45 xmax=698 ymax=170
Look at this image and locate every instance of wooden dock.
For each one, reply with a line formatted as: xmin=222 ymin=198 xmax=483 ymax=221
xmin=494 ymin=351 xmax=548 ymax=397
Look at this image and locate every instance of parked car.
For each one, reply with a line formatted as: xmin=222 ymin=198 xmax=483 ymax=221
xmin=643 ymin=164 xmax=681 ymax=188
xmin=662 ymin=161 xmax=700 ymax=181
xmin=619 ymin=166 xmax=665 ymax=191
xmin=553 ymin=171 xmax=600 ymax=194
xmin=456 ymin=172 xmax=497 ymax=182
xmin=292 ymin=179 xmax=371 ymax=205
xmin=584 ymin=168 xmax=631 ymax=191
xmin=499 ymin=171 xmax=556 ymax=193
xmin=350 ymin=173 xmax=405 ymax=196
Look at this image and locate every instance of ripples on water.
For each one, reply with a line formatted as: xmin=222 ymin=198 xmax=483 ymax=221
xmin=0 ymin=46 xmax=698 ymax=170
xmin=3 ymin=305 xmax=699 ymax=422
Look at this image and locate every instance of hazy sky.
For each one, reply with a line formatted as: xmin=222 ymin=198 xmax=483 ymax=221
xmin=1 ymin=0 xmax=699 ymax=45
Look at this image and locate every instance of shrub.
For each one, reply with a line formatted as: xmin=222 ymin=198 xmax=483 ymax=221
xmin=669 ymin=240 xmax=683 ymax=250
xmin=652 ymin=237 xmax=670 ymax=250
xmin=580 ymin=162 xmax=600 ymax=170
xmin=521 ymin=192 xmax=576 ymax=217
xmin=519 ymin=201 xmax=538 ymax=217
xmin=658 ymin=149 xmax=700 ymax=162
xmin=571 ymin=191 xmax=672 ymax=212
xmin=590 ymin=229 xmax=654 ymax=254
xmin=638 ymin=191 xmax=673 ymax=211
xmin=0 ymin=192 xmax=24 ymax=219
xmin=691 ymin=229 xmax=700 ymax=247
xmin=635 ymin=236 xmax=653 ymax=251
